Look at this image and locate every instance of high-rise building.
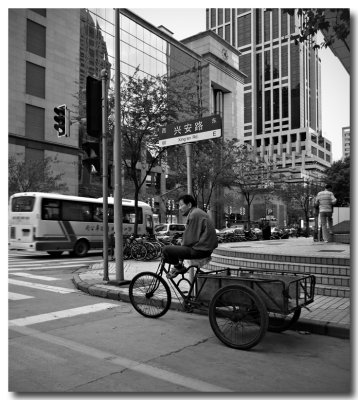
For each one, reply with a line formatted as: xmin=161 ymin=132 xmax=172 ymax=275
xmin=342 ymin=126 xmax=350 ymax=158
xmin=206 ymin=8 xmax=332 ymax=183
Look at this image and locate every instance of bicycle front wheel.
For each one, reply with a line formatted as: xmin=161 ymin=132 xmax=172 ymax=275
xmin=209 ymin=284 xmax=268 ymax=350
xmin=129 ymin=272 xmax=171 ymax=318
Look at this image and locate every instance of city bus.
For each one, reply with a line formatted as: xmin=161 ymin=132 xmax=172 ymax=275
xmin=8 ymin=192 xmax=154 ymax=257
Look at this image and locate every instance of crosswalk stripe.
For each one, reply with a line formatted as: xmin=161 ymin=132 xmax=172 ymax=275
xmin=9 ymin=292 xmax=34 ymax=301
xmin=9 ymin=272 xmax=60 ymax=281
xmin=9 ymin=264 xmax=88 ymax=272
xmin=9 ymin=279 xmax=79 ymax=294
xmin=9 ymin=303 xmax=119 ymax=327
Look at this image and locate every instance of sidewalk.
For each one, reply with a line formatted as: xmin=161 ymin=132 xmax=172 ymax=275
xmin=73 ymin=238 xmax=350 ymax=340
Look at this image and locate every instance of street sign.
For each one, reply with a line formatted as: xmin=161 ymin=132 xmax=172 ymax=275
xmin=158 ymin=114 xmax=222 ymax=148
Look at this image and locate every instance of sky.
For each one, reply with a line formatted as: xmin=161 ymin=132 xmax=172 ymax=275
xmin=132 ymin=7 xmax=351 ymax=162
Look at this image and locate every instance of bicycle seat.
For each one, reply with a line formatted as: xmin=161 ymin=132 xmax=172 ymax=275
xmin=186 ymin=257 xmax=212 ymax=268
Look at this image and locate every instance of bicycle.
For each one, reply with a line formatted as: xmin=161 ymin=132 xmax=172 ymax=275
xmin=129 ymin=257 xmax=316 ymax=350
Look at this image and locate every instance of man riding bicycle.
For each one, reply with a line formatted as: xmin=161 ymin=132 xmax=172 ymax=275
xmin=163 ymin=194 xmax=218 ymax=278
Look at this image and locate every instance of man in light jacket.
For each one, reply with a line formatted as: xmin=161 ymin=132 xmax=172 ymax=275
xmin=315 ymin=184 xmax=337 ymax=243
xmin=163 ymin=194 xmax=218 ymax=278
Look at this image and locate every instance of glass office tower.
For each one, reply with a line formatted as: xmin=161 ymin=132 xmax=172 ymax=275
xmin=207 ymin=8 xmax=332 ymax=181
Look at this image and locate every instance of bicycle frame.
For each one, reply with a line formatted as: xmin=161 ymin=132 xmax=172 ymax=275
xmin=154 ymin=258 xmax=230 ymax=311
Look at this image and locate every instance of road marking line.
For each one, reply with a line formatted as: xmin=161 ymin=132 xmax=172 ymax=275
xmin=9 ymin=272 xmax=60 ymax=281
xmin=9 ymin=303 xmax=119 ymax=327
xmin=8 ymin=279 xmax=79 ymax=294
xmin=9 ymin=292 xmax=34 ymax=301
xmin=10 ymin=324 xmax=231 ymax=392
xmin=9 ymin=264 xmax=87 ymax=272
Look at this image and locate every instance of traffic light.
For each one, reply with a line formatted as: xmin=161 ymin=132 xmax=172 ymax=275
xmin=86 ymin=76 xmax=102 ymax=138
xmin=54 ymin=104 xmax=70 ymax=137
xmin=82 ymin=141 xmax=100 ymax=174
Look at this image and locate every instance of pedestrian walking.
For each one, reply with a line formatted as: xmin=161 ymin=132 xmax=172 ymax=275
xmin=314 ymin=184 xmax=337 ymax=243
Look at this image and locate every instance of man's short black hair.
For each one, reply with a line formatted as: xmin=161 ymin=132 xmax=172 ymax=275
xmin=178 ymin=194 xmax=197 ymax=207
xmin=325 ymin=184 xmax=332 ymax=190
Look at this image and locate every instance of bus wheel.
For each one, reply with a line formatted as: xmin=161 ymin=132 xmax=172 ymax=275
xmin=47 ymin=251 xmax=63 ymax=257
xmin=73 ymin=240 xmax=89 ymax=257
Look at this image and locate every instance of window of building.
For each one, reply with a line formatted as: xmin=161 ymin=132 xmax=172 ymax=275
xmin=25 ymin=104 xmax=44 ymax=140
xmin=30 ymin=9 xmax=47 ymax=17
xmin=244 ymin=92 xmax=252 ymax=123
xmin=272 ymin=9 xmax=279 ymax=39
xmin=273 ymin=88 xmax=279 ymax=119
xmin=318 ymin=150 xmax=324 ymax=159
xmin=218 ymin=9 xmax=223 ymax=25
xmin=256 ymin=10 xmax=262 ymax=44
xmin=264 ymin=10 xmax=270 ymax=42
xmin=311 ymin=146 xmax=317 ymax=155
xmin=225 ymin=8 xmax=231 ymax=22
xmin=281 ymin=45 xmax=288 ymax=77
xmin=326 ymin=143 xmax=331 ymax=151
xmin=282 ymin=87 xmax=288 ymax=118
xmin=26 ymin=62 xmax=45 ymax=98
xmin=218 ymin=26 xmax=223 ymax=38
xmin=281 ymin=10 xmax=288 ymax=36
xmin=326 ymin=154 xmax=331 ymax=163
xmin=265 ymin=90 xmax=271 ymax=121
xmin=240 ymin=53 xmax=251 ymax=82
xmin=225 ymin=24 xmax=230 ymax=42
xmin=210 ymin=9 xmax=216 ymax=28
xmin=237 ymin=14 xmax=251 ymax=47
xmin=27 ymin=19 xmax=46 ymax=58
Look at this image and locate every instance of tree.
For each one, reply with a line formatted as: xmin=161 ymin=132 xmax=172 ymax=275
xmin=109 ymin=68 xmax=202 ymax=235
xmin=170 ymin=138 xmax=238 ymax=211
xmin=277 ymin=179 xmax=320 ymax=235
xmin=283 ymin=8 xmax=350 ymax=51
xmin=231 ymin=145 xmax=277 ymax=228
xmin=324 ymin=156 xmax=350 ymax=206
xmin=9 ymin=156 xmax=68 ymax=197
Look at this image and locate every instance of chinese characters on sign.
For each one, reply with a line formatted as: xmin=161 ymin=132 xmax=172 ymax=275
xmin=158 ymin=114 xmax=222 ymax=148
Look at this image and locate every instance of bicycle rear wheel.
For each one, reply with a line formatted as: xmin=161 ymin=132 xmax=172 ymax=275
xmin=209 ymin=284 xmax=268 ymax=350
xmin=129 ymin=272 xmax=171 ymax=318
xmin=131 ymin=243 xmax=147 ymax=260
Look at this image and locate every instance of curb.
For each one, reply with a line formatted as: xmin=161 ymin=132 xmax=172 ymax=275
xmin=72 ymin=273 xmax=350 ymax=340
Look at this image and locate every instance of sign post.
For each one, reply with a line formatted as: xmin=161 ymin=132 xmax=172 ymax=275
xmin=159 ymin=114 xmax=222 ymax=281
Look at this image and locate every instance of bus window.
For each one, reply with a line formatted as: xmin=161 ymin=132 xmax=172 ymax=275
xmin=12 ymin=196 xmax=35 ymax=212
xmin=94 ymin=206 xmax=103 ymax=222
xmin=62 ymin=201 xmax=92 ymax=221
xmin=123 ymin=205 xmax=142 ymax=224
xmin=42 ymin=199 xmax=60 ymax=220
xmin=146 ymin=214 xmax=153 ymax=234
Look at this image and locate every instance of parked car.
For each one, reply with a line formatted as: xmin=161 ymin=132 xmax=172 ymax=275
xmin=154 ymin=223 xmax=186 ymax=238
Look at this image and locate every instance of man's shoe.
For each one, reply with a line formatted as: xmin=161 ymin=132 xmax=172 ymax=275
xmin=166 ymin=266 xmax=186 ymax=279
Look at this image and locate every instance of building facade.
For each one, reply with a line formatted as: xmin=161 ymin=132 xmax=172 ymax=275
xmin=342 ymin=126 xmax=350 ymax=159
xmin=207 ymin=8 xmax=333 ymax=224
xmin=9 ymin=9 xmax=81 ymax=195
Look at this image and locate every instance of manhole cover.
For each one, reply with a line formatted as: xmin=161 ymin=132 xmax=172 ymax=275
xmin=318 ymin=250 xmax=344 ymax=253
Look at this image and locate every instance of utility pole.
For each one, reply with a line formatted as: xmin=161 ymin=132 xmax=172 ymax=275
xmin=113 ymin=8 xmax=125 ymax=283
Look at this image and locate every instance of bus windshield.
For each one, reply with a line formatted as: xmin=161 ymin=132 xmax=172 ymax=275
xmin=11 ymin=196 xmax=35 ymax=212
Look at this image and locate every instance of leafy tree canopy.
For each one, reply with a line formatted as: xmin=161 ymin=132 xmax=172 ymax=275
xmin=9 ymin=156 xmax=68 ymax=197
xmin=282 ymin=8 xmax=350 ymax=51
xmin=324 ymin=156 xmax=350 ymax=206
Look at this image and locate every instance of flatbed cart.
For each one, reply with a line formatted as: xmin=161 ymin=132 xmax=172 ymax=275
xmin=129 ymin=259 xmax=316 ymax=350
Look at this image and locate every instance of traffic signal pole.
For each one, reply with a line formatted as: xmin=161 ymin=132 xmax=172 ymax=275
xmin=101 ymin=69 xmax=109 ymax=281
